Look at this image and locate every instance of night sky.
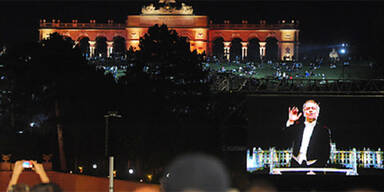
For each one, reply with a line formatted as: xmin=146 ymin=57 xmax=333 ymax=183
xmin=1 ymin=0 xmax=383 ymax=58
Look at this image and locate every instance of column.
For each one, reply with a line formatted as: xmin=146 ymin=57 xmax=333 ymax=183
xmin=352 ymin=148 xmax=358 ymax=175
xmin=295 ymin=31 xmax=300 ymax=60
xmin=259 ymin=42 xmax=266 ymax=58
xmin=73 ymin=41 xmax=79 ymax=49
xmin=269 ymin=147 xmax=275 ymax=174
xmin=89 ymin=41 xmax=96 ymax=57
xmin=224 ymin=42 xmax=231 ymax=61
xmin=107 ymin=41 xmax=113 ymax=57
xmin=278 ymin=41 xmax=282 ymax=61
xmin=241 ymin=42 xmax=248 ymax=60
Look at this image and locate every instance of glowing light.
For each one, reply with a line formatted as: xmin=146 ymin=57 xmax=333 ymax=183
xmin=128 ymin=168 xmax=134 ymax=174
xmin=339 ymin=48 xmax=346 ymax=54
xmin=92 ymin=164 xmax=97 ymax=169
xmin=147 ymin=174 xmax=153 ymax=182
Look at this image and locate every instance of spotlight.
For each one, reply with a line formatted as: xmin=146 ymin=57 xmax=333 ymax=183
xmin=339 ymin=48 xmax=346 ymax=54
xmin=128 ymin=168 xmax=134 ymax=175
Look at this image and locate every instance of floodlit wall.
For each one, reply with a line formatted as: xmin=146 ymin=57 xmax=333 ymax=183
xmin=0 ymin=171 xmax=160 ymax=192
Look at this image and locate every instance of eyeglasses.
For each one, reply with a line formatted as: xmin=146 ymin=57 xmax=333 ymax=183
xmin=304 ymin=106 xmax=318 ymax=111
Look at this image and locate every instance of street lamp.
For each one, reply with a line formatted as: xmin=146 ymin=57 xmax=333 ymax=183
xmin=104 ymin=111 xmax=122 ymax=157
xmin=104 ymin=111 xmax=121 ymax=192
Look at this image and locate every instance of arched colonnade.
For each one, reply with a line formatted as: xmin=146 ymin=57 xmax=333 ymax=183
xmin=40 ymin=29 xmax=128 ymax=57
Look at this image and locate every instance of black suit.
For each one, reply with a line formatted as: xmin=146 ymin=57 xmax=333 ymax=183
xmin=283 ymin=120 xmax=331 ymax=167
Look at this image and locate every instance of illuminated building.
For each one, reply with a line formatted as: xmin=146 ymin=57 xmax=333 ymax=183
xmin=39 ymin=0 xmax=299 ymax=61
xmin=247 ymin=143 xmax=384 ymax=173
xmin=246 ymin=147 xmax=292 ymax=172
xmin=329 ymin=143 xmax=384 ymax=169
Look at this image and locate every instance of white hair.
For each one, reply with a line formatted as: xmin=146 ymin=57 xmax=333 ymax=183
xmin=303 ymin=100 xmax=320 ymax=116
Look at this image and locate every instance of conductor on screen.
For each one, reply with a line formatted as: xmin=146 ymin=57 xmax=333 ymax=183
xmin=284 ymin=99 xmax=331 ymax=168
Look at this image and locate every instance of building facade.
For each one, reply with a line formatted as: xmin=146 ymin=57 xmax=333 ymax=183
xmin=246 ymin=143 xmax=384 ymax=173
xmin=39 ymin=0 xmax=299 ymax=61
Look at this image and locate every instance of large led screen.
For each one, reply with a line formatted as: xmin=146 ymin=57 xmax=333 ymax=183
xmin=246 ymin=96 xmax=384 ymax=175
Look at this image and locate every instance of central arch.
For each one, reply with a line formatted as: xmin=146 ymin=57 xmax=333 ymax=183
xmin=265 ymin=37 xmax=278 ymax=61
xmin=113 ymin=36 xmax=126 ymax=56
xmin=247 ymin=38 xmax=260 ymax=61
xmin=230 ymin=38 xmax=242 ymax=61
xmin=212 ymin=37 xmax=224 ymax=60
xmin=78 ymin=37 xmax=90 ymax=57
xmin=95 ymin=36 xmax=107 ymax=57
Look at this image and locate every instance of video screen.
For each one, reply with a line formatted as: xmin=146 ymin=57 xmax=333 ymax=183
xmin=246 ymin=96 xmax=384 ymax=175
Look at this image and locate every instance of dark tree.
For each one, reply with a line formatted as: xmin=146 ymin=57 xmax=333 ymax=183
xmin=95 ymin=36 xmax=107 ymax=57
xmin=137 ymin=24 xmax=208 ymax=94
xmin=111 ymin=24 xmax=213 ymax=174
xmin=247 ymin=38 xmax=260 ymax=62
xmin=230 ymin=38 xmax=242 ymax=61
xmin=265 ymin=37 xmax=278 ymax=61
xmin=112 ymin=36 xmax=126 ymax=56
xmin=78 ymin=37 xmax=90 ymax=57
xmin=212 ymin=37 xmax=224 ymax=60
xmin=3 ymin=32 xmax=117 ymax=171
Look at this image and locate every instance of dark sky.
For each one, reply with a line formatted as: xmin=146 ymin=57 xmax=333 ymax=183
xmin=0 ymin=0 xmax=383 ymax=57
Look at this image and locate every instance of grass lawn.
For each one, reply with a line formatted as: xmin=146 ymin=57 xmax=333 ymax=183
xmin=205 ymin=60 xmax=376 ymax=80
xmin=109 ymin=60 xmax=378 ymax=81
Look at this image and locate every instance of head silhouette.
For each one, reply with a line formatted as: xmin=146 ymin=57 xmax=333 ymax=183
xmin=161 ymin=153 xmax=230 ymax=192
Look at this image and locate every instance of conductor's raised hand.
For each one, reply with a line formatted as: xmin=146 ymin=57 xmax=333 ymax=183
xmin=288 ymin=106 xmax=302 ymax=123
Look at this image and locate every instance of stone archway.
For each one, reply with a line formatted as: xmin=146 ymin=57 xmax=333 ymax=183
xmin=112 ymin=36 xmax=126 ymax=56
xmin=247 ymin=38 xmax=260 ymax=62
xmin=230 ymin=38 xmax=242 ymax=61
xmin=265 ymin=37 xmax=278 ymax=61
xmin=212 ymin=37 xmax=224 ymax=60
xmin=78 ymin=37 xmax=90 ymax=57
xmin=95 ymin=36 xmax=107 ymax=57
xmin=39 ymin=2 xmax=299 ymax=61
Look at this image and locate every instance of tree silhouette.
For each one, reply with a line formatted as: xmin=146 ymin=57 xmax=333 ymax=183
xmin=3 ymin=32 xmax=117 ymax=171
xmin=212 ymin=37 xmax=224 ymax=60
xmin=78 ymin=37 xmax=90 ymax=57
xmin=230 ymin=38 xmax=242 ymax=61
xmin=95 ymin=36 xmax=107 ymax=57
xmin=265 ymin=37 xmax=278 ymax=61
xmin=137 ymin=24 xmax=208 ymax=94
xmin=112 ymin=36 xmax=126 ymax=56
xmin=111 ymin=24 xmax=212 ymax=172
xmin=247 ymin=38 xmax=260 ymax=62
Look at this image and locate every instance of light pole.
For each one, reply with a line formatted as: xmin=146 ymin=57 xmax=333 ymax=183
xmin=104 ymin=111 xmax=121 ymax=192
xmin=339 ymin=43 xmax=348 ymax=81
xmin=104 ymin=111 xmax=122 ymax=157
